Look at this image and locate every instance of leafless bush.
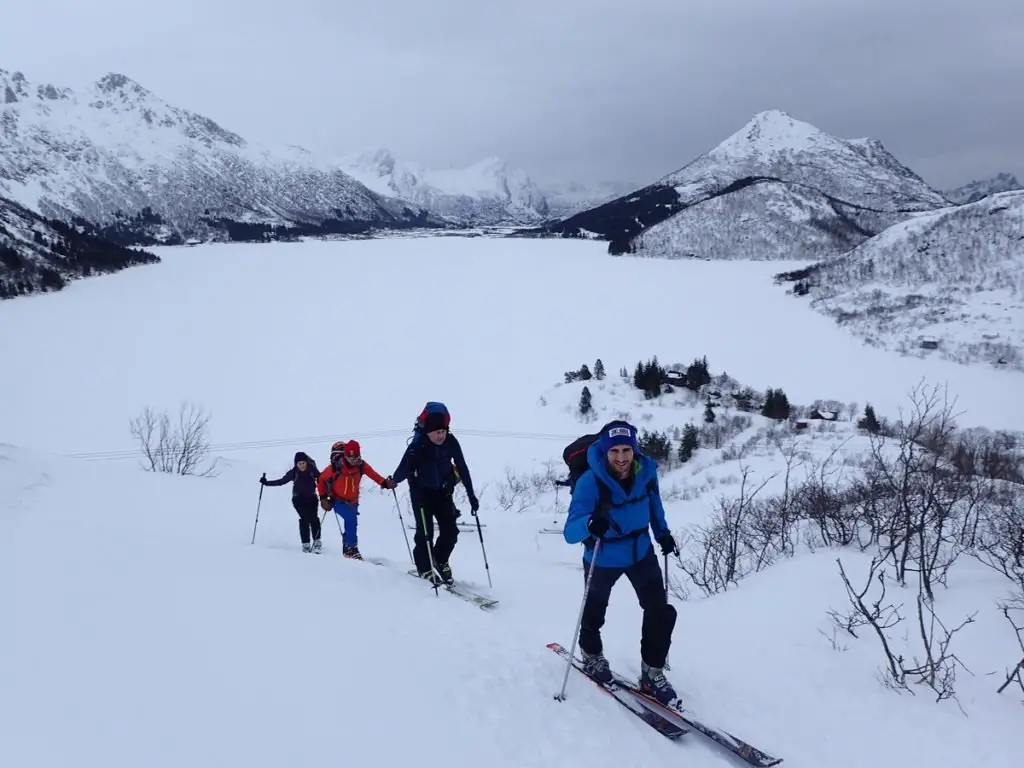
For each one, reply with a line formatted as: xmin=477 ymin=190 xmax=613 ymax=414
xmin=128 ymin=402 xmax=220 ymax=477
xmin=832 ymin=555 xmax=976 ymax=702
xmin=496 ymin=462 xmax=560 ymax=513
xmin=861 ymin=381 xmax=984 ymax=600
xmin=677 ymin=458 xmax=778 ymax=595
xmin=971 ymin=483 xmax=1024 ymax=582
xmin=996 ymin=593 xmax=1024 ymax=695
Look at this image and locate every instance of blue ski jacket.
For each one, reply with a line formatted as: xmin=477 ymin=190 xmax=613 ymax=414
xmin=563 ymin=441 xmax=669 ymax=569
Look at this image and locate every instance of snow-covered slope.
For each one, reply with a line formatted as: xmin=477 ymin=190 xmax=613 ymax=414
xmin=0 ymin=193 xmax=158 ymax=298
xmin=776 ymin=190 xmax=1024 ymax=370
xmin=539 ymin=179 xmax=639 ymax=219
xmin=336 ymin=148 xmax=549 ymax=225
xmin=3 ymin=234 xmax=1021 ymax=767
xmin=547 ymin=110 xmax=950 ymax=259
xmin=0 ymin=68 xmax=436 ymax=242
xmin=945 ymin=173 xmax=1023 ymax=205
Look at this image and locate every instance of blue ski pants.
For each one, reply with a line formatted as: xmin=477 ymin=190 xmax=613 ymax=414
xmin=333 ymin=501 xmax=359 ymax=547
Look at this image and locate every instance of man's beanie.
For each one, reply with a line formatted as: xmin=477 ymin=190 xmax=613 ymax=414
xmin=598 ymin=420 xmax=638 ymax=451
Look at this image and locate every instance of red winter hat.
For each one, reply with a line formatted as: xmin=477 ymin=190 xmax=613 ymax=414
xmin=344 ymin=440 xmax=361 ymax=457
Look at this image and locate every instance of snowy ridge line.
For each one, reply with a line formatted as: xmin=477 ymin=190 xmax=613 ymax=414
xmin=65 ymin=426 xmax=583 ymax=461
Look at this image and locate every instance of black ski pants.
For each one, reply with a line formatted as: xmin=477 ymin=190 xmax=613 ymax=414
xmin=411 ymin=488 xmax=459 ymax=574
xmin=579 ymin=546 xmax=677 ymax=668
xmin=292 ymin=496 xmax=321 ymax=544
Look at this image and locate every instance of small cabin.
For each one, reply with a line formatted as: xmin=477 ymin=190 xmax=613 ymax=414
xmin=919 ymin=336 xmax=940 ymax=350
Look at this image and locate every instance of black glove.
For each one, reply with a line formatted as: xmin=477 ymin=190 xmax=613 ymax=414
xmin=469 ymin=496 xmax=480 ymax=515
xmin=656 ymin=531 xmax=677 ymax=556
xmin=259 ymin=474 xmax=266 ymax=485
xmin=587 ymin=515 xmax=609 ymax=538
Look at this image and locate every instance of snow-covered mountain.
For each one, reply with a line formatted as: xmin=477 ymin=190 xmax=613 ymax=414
xmin=539 ymin=179 xmax=639 ymax=219
xmin=0 ymin=68 xmax=437 ymax=243
xmin=945 ymin=172 xmax=1022 ymax=205
xmin=0 ymin=193 xmax=159 ymax=298
xmin=775 ymin=190 xmax=1024 ymax=370
xmin=335 ymin=149 xmax=549 ymax=226
xmin=545 ymin=110 xmax=951 ymax=259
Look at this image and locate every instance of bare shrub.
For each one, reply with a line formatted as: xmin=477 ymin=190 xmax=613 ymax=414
xmin=677 ymin=457 xmax=778 ymax=595
xmin=496 ymin=462 xmax=560 ymax=514
xmin=832 ymin=555 xmax=976 ymax=703
xmin=128 ymin=402 xmax=220 ymax=477
xmin=861 ymin=381 xmax=985 ymax=600
xmin=996 ymin=593 xmax=1024 ymax=695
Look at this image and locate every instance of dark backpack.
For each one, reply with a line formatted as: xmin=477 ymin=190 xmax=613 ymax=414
xmin=562 ymin=431 xmax=601 ymax=494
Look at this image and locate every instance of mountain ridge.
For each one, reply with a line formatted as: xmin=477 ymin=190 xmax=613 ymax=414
xmin=540 ymin=110 xmax=951 ymax=260
xmin=0 ymin=67 xmax=439 ymax=243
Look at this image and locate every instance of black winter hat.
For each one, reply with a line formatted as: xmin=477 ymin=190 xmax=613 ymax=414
xmin=423 ymin=412 xmax=448 ymax=432
xmin=294 ymin=451 xmax=310 ymax=463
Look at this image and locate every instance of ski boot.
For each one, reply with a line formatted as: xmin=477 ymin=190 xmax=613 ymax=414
xmin=342 ymin=544 xmax=363 ymax=560
xmin=639 ymin=662 xmax=677 ymax=705
xmin=301 ymin=542 xmax=312 ymax=553
xmin=580 ymin=649 xmax=613 ymax=684
xmin=311 ymin=539 xmax=322 ymax=554
xmin=435 ymin=561 xmax=454 ymax=586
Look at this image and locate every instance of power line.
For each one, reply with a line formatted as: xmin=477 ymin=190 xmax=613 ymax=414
xmin=66 ymin=426 xmax=580 ymax=462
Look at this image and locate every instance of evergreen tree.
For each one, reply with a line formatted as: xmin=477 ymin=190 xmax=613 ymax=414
xmin=762 ymin=388 xmax=791 ymax=420
xmin=857 ymin=403 xmax=881 ymax=433
xmin=685 ymin=355 xmax=711 ymax=391
xmin=638 ymin=429 xmax=672 ymax=464
xmin=594 ymin=359 xmax=606 ymax=380
xmin=678 ymin=423 xmax=699 ymax=462
xmin=578 ymin=363 xmax=592 ymax=381
xmin=578 ymin=386 xmax=593 ymax=417
xmin=703 ymin=401 xmax=716 ymax=423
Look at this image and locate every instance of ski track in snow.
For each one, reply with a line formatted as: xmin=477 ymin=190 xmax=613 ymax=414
xmin=2 ymin=235 xmax=1020 ymax=768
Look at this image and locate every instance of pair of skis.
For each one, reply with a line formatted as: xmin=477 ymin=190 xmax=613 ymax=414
xmin=547 ymin=643 xmax=782 ymax=767
xmin=326 ymin=544 xmax=499 ymax=610
xmin=406 ymin=568 xmax=498 ymax=610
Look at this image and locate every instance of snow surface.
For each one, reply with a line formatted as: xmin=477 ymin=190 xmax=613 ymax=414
xmin=2 ymin=234 xmax=1021 ymax=768
xmin=790 ymin=190 xmax=1024 ymax=371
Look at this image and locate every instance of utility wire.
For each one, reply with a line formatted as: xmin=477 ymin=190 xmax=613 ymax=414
xmin=65 ymin=426 xmax=580 ymax=462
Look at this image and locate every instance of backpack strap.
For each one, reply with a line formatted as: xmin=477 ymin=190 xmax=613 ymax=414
xmin=585 ymin=474 xmax=657 ymax=549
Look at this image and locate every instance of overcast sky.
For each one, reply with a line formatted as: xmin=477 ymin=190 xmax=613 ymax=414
xmin=2 ymin=0 xmax=1021 ymax=188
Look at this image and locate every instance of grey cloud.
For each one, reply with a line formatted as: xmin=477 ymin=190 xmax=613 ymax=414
xmin=1 ymin=0 xmax=1021 ymax=189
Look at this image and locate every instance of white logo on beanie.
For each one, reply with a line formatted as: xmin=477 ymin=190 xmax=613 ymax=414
xmin=608 ymin=426 xmax=632 ymax=438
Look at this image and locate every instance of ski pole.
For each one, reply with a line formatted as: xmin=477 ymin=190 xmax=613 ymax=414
xmin=471 ymin=509 xmax=492 ymax=588
xmin=663 ymin=552 xmax=671 ymax=671
xmin=419 ymin=504 xmax=440 ymax=597
xmin=391 ymin=489 xmax=414 ymax=566
xmin=250 ymin=473 xmax=266 ymax=544
xmin=555 ymin=539 xmax=602 ymax=701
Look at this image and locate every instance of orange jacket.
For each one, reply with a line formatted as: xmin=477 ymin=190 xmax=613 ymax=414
xmin=317 ymin=459 xmax=386 ymax=504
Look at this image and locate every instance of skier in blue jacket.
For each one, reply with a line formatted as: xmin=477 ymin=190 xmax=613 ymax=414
xmin=563 ymin=420 xmax=679 ymax=704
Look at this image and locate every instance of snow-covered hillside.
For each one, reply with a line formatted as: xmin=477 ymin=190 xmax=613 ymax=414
xmin=3 ymin=235 xmax=1021 ymax=768
xmin=546 ymin=110 xmax=950 ymax=260
xmin=0 ymin=68 xmax=436 ymax=243
xmin=540 ymin=179 xmax=639 ymax=219
xmin=336 ymin=148 xmax=549 ymax=226
xmin=945 ymin=173 xmax=1023 ymax=205
xmin=0 ymin=193 xmax=158 ymax=298
xmin=775 ymin=190 xmax=1024 ymax=371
